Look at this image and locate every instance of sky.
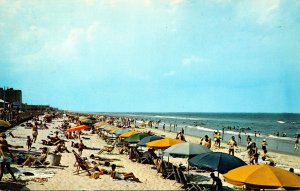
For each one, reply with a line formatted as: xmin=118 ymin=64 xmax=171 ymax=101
xmin=0 ymin=0 xmax=300 ymax=113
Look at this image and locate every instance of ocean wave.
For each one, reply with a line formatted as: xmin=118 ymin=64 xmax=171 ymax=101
xmin=153 ymin=115 xmax=204 ymax=121
xmin=194 ymin=126 xmax=216 ymax=132
xmin=277 ymin=120 xmax=286 ymax=124
xmin=268 ymin=135 xmax=293 ymax=141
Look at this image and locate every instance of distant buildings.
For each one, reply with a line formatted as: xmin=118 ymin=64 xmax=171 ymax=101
xmin=0 ymin=87 xmax=22 ymax=106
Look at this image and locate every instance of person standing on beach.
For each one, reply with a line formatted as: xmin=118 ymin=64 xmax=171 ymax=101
xmin=294 ymin=135 xmax=299 ymax=151
xmin=250 ymin=142 xmax=259 ymax=165
xmin=78 ymin=140 xmax=85 ymax=156
xmin=238 ymin=130 xmax=241 ymax=144
xmin=26 ymin=136 xmax=32 ymax=151
xmin=32 ymin=122 xmax=38 ymax=143
xmin=163 ymin=124 xmax=165 ymax=131
xmin=221 ymin=128 xmax=224 ymax=140
xmin=228 ymin=136 xmax=237 ymax=156
xmin=0 ymin=133 xmax=17 ymax=182
xmin=261 ymin=139 xmax=268 ymax=152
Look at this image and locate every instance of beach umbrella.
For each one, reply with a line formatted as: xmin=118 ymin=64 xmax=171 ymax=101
xmin=81 ymin=119 xmax=95 ymax=125
xmin=102 ymin=125 xmax=116 ymax=130
xmin=146 ymin=138 xmax=185 ymax=150
xmin=113 ymin=128 xmax=131 ymax=136
xmin=94 ymin=122 xmax=106 ymax=127
xmin=188 ymin=152 xmax=246 ymax=174
xmin=163 ymin=142 xmax=212 ymax=158
xmin=95 ymin=123 xmax=110 ymax=129
xmin=224 ymin=164 xmax=300 ymax=189
xmin=124 ymin=133 xmax=151 ymax=143
xmin=106 ymin=127 xmax=119 ymax=133
xmin=67 ymin=125 xmax=89 ymax=132
xmin=137 ymin=135 xmax=163 ymax=147
xmin=0 ymin=120 xmax=11 ymax=127
xmin=119 ymin=131 xmax=140 ymax=138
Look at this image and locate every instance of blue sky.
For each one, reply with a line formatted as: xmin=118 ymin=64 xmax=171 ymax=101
xmin=0 ymin=0 xmax=300 ymax=113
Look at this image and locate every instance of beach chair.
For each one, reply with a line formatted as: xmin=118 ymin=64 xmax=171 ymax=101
xmin=177 ymin=168 xmax=204 ymax=191
xmin=72 ymin=150 xmax=92 ymax=176
xmin=161 ymin=161 xmax=175 ymax=179
xmin=173 ymin=165 xmax=181 ymax=183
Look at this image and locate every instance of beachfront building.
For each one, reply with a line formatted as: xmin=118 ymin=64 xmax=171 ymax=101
xmin=0 ymin=87 xmax=22 ymax=106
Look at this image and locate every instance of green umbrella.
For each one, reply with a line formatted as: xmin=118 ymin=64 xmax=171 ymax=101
xmin=124 ymin=133 xmax=151 ymax=143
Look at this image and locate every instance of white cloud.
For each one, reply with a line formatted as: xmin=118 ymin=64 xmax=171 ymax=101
xmin=182 ymin=56 xmax=208 ymax=66
xmin=237 ymin=0 xmax=281 ymax=24
xmin=164 ymin=70 xmax=176 ymax=77
xmin=170 ymin=0 xmax=185 ymax=6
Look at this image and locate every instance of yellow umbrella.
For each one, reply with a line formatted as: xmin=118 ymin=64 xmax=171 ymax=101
xmin=106 ymin=127 xmax=119 ymax=132
xmin=224 ymin=164 xmax=300 ymax=189
xmin=94 ymin=123 xmax=108 ymax=128
xmin=146 ymin=138 xmax=185 ymax=150
xmin=119 ymin=131 xmax=139 ymax=138
xmin=0 ymin=120 xmax=11 ymax=127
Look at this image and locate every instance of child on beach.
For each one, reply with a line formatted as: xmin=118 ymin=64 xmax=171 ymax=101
xmin=26 ymin=136 xmax=32 ymax=151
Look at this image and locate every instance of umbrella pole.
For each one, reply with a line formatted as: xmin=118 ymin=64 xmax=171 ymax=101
xmin=218 ymin=172 xmax=219 ymax=177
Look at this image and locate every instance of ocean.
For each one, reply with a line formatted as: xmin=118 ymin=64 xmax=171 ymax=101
xmin=108 ymin=112 xmax=300 ymax=155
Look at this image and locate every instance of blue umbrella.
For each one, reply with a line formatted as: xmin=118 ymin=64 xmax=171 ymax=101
xmin=188 ymin=152 xmax=247 ymax=174
xmin=137 ymin=135 xmax=163 ymax=147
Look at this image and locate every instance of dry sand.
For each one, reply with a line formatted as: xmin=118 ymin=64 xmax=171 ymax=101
xmin=3 ymin=116 xmax=300 ymax=190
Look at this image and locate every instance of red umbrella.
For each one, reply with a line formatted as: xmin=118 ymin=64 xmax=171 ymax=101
xmin=67 ymin=125 xmax=89 ymax=132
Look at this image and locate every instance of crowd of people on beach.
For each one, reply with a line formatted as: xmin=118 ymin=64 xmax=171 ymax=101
xmin=0 ymin=112 xmax=299 ymax=191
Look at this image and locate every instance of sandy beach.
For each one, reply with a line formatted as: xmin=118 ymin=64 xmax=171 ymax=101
xmin=1 ymin=115 xmax=300 ymax=190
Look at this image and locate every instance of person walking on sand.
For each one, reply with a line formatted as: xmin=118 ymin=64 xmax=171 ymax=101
xmin=32 ymin=122 xmax=38 ymax=143
xmin=294 ymin=135 xmax=299 ymax=151
xmin=0 ymin=133 xmax=17 ymax=182
xmin=228 ymin=136 xmax=237 ymax=156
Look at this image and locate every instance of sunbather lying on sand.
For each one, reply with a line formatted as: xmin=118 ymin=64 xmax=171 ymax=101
xmin=90 ymin=154 xmax=120 ymax=161
xmin=91 ymin=161 xmax=124 ymax=168
xmin=110 ymin=164 xmax=141 ymax=183
xmin=41 ymin=136 xmax=60 ymax=146
xmin=21 ymin=147 xmax=48 ymax=167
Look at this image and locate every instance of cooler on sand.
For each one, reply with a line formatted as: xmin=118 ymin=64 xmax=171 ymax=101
xmin=48 ymin=153 xmax=62 ymax=166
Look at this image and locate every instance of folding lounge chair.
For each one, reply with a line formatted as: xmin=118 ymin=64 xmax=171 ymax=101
xmin=160 ymin=161 xmax=175 ymax=179
xmin=72 ymin=150 xmax=92 ymax=175
xmin=177 ymin=168 xmax=204 ymax=191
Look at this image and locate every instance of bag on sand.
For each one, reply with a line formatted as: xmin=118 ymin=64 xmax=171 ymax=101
xmin=90 ymin=172 xmax=100 ymax=179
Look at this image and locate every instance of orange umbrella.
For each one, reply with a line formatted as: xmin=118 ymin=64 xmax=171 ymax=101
xmin=67 ymin=125 xmax=89 ymax=132
xmin=119 ymin=131 xmax=139 ymax=138
xmin=146 ymin=138 xmax=185 ymax=150
xmin=224 ymin=164 xmax=300 ymax=189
